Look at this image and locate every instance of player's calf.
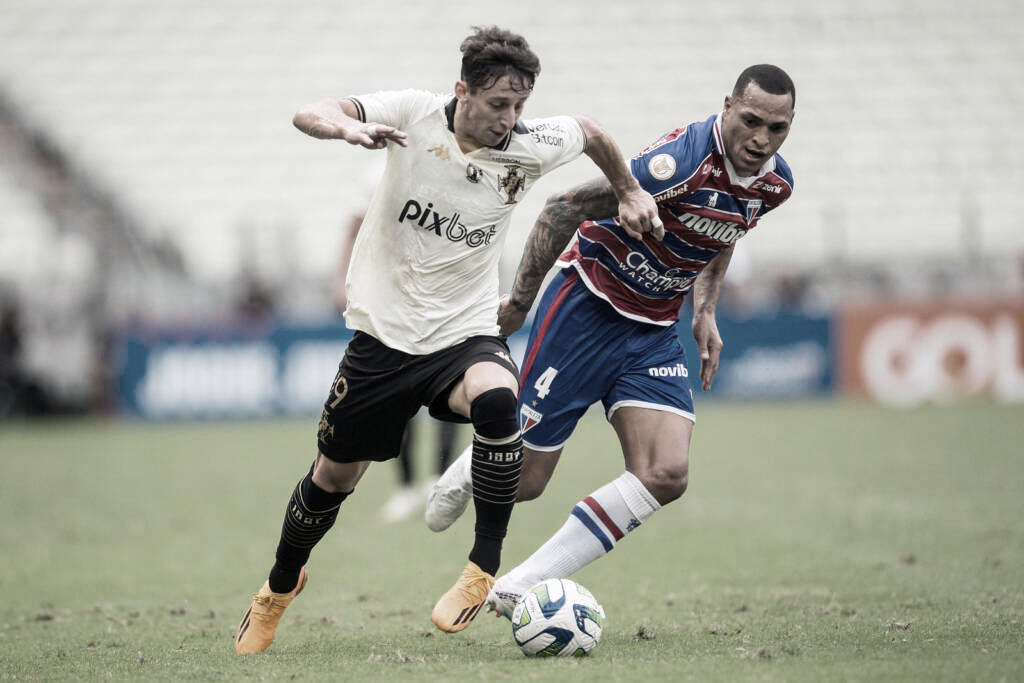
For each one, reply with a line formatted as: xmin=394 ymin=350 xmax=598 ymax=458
xmin=466 ymin=387 xmax=522 ymax=575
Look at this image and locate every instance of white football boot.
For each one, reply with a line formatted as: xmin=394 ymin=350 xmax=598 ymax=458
xmin=424 ymin=444 xmax=473 ymax=532
xmin=485 ymin=576 xmax=529 ymax=620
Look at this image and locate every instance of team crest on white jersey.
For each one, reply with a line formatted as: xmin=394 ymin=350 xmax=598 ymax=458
xmin=499 ymin=165 xmax=525 ymax=204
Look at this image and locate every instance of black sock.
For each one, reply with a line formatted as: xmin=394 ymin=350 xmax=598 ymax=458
xmin=269 ymin=466 xmax=348 ymax=592
xmin=466 ymin=388 xmax=522 ymax=576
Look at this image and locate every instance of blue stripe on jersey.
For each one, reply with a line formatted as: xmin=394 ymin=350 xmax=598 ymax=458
xmin=571 ymin=505 xmax=615 ymax=552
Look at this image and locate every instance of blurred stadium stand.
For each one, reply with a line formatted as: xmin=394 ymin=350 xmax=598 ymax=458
xmin=1 ymin=0 xmax=1021 ymax=411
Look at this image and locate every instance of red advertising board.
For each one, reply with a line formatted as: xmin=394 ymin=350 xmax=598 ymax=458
xmin=837 ymin=300 xmax=1024 ymax=404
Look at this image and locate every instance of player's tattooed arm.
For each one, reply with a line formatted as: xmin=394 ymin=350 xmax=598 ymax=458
xmin=506 ymin=177 xmax=617 ymax=312
xmin=498 ymin=178 xmax=616 ymax=334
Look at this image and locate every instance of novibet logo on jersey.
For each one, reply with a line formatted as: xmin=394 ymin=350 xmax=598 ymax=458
xmin=398 ymin=199 xmax=496 ymax=247
xmin=677 ymin=212 xmax=747 ymax=244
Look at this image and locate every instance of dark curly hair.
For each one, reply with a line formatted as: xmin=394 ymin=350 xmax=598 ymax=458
xmin=459 ymin=26 xmax=540 ymax=94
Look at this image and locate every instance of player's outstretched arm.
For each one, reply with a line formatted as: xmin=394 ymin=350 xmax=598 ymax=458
xmin=293 ymin=99 xmax=408 ymax=149
xmin=574 ymin=114 xmax=663 ymax=240
xmin=691 ymin=245 xmax=734 ymax=391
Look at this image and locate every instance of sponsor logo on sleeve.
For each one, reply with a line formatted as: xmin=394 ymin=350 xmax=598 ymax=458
xmin=529 ymin=122 xmax=568 ymax=147
xmin=649 ymin=153 xmax=676 ymax=180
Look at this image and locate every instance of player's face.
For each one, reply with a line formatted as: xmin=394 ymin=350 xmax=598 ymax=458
xmin=720 ymin=83 xmax=794 ymax=177
xmin=453 ymin=74 xmax=530 ymax=148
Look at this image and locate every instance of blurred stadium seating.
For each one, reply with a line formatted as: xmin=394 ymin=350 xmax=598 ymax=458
xmin=0 ymin=0 xmax=1021 ymax=409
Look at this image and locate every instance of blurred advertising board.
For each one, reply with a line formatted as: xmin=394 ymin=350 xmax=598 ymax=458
xmin=114 ymin=321 xmax=355 ymax=419
xmin=837 ymin=300 xmax=1024 ymax=405
xmin=115 ymin=313 xmax=831 ymax=420
xmin=113 ymin=321 xmax=534 ymax=420
xmin=678 ymin=312 xmax=833 ymax=399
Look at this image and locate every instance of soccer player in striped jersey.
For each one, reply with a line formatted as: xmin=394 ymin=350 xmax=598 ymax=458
xmin=425 ymin=64 xmax=796 ymax=618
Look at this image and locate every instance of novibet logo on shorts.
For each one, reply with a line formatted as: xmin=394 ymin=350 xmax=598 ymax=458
xmin=648 ymin=363 xmax=689 ymax=378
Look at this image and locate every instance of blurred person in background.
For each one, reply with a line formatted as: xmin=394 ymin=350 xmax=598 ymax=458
xmin=425 ymin=64 xmax=796 ymax=620
xmin=384 ymin=418 xmax=461 ymax=521
xmin=0 ymin=292 xmax=56 ymax=417
xmin=234 ymin=274 xmax=279 ymax=324
xmin=234 ymin=25 xmax=661 ymax=654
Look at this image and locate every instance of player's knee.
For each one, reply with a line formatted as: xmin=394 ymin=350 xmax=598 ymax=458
xmin=639 ymin=462 xmax=689 ymax=505
xmin=470 ymin=387 xmax=519 ymax=440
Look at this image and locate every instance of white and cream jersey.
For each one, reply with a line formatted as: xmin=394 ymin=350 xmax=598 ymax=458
xmin=344 ymin=89 xmax=587 ymax=355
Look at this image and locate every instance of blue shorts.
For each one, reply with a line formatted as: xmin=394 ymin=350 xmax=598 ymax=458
xmin=517 ymin=268 xmax=695 ymax=451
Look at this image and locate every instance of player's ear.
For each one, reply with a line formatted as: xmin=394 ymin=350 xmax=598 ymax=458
xmin=454 ymin=80 xmax=469 ymax=101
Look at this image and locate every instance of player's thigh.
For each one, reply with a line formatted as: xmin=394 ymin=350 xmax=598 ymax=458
xmin=447 ymin=360 xmax=519 ymax=417
xmin=424 ymin=335 xmax=520 ymax=420
xmin=317 ymin=333 xmax=422 ymax=462
xmin=610 ymin=406 xmax=693 ymax=505
xmin=517 ymin=296 xmax=617 ymax=450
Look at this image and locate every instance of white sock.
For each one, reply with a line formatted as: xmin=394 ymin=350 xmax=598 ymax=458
xmin=499 ymin=471 xmax=661 ymax=592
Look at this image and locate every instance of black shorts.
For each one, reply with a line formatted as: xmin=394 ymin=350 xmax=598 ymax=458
xmin=316 ymin=331 xmax=519 ymax=463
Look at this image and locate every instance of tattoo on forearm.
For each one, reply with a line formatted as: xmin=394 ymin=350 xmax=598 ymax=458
xmin=512 ymin=179 xmax=617 ymax=302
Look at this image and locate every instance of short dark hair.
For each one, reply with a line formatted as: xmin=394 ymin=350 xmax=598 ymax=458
xmin=733 ymin=64 xmax=795 ymax=108
xmin=460 ymin=26 xmax=540 ymax=94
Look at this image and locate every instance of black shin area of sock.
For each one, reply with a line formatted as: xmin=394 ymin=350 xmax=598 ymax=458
xmin=466 ymin=388 xmax=522 ymax=576
xmin=269 ymin=468 xmax=349 ymax=593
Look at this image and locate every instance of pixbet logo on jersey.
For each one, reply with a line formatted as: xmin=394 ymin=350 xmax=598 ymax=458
xmin=399 ymin=199 xmax=496 ymax=247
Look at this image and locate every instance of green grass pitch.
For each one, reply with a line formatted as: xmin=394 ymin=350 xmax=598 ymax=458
xmin=1 ymin=400 xmax=1021 ymax=681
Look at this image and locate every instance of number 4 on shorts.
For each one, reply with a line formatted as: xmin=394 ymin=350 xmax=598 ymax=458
xmin=533 ymin=366 xmax=558 ymax=399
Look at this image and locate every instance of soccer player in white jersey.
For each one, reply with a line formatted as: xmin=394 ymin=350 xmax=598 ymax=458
xmin=234 ymin=25 xmax=661 ymax=653
xmin=425 ymin=65 xmax=796 ymax=620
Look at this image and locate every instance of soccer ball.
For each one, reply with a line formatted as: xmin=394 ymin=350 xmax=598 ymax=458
xmin=510 ymin=578 xmax=605 ymax=657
